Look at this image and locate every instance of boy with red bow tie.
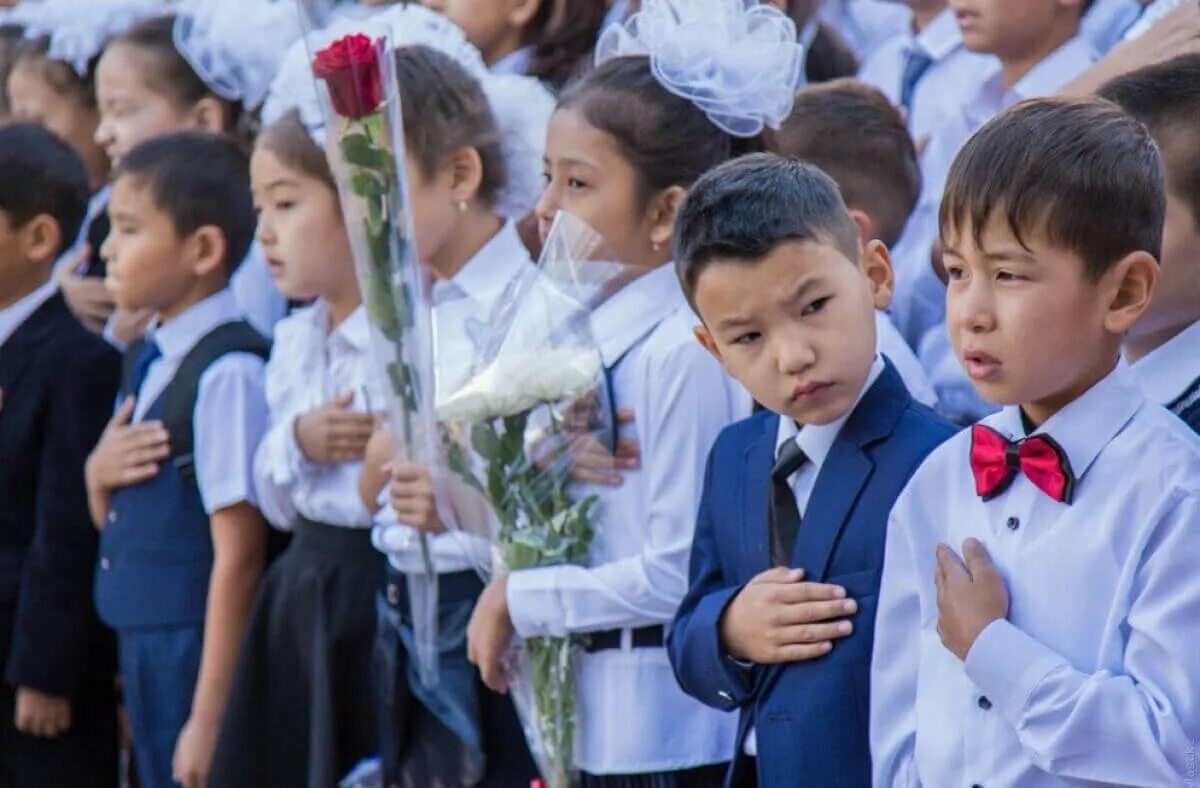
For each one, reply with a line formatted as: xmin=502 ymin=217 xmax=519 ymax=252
xmin=870 ymin=97 xmax=1200 ymax=786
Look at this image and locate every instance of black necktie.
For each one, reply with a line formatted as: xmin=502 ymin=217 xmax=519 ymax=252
xmin=770 ymin=438 xmax=808 ymax=567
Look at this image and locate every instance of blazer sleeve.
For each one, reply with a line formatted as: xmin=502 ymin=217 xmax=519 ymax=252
xmin=667 ymin=441 xmax=757 ymax=712
xmin=5 ymin=340 xmax=119 ymax=697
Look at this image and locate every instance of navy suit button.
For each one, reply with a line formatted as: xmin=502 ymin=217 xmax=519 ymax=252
xmin=1006 ymin=516 xmax=1020 ymax=531
xmin=978 ymin=696 xmax=992 ymax=710
xmin=717 ymin=690 xmax=733 ymax=702
xmin=100 ymin=557 xmax=111 ymax=571
xmin=107 ymin=510 xmax=117 ymax=525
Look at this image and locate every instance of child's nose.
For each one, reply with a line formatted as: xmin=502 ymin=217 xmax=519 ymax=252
xmin=774 ymin=333 xmax=817 ymax=375
xmin=953 ymin=280 xmax=996 ymax=333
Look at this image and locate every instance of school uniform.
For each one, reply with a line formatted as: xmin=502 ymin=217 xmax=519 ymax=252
xmin=0 ymin=285 xmax=121 ymax=788
xmin=669 ymin=357 xmax=954 ymax=788
xmin=875 ymin=310 xmax=937 ymax=409
xmin=490 ymin=46 xmax=534 ymax=76
xmin=816 ymin=0 xmax=911 ymax=61
xmin=93 ymin=288 xmax=268 ymax=788
xmin=58 ymin=185 xmax=111 ymax=279
xmin=1123 ymin=0 xmax=1181 ymax=40
xmin=372 ymin=222 xmax=537 ymax=787
xmin=857 ymin=9 xmax=998 ymax=146
xmin=871 ymin=364 xmax=1200 ymax=786
xmin=1081 ymin=0 xmax=1144 ymax=54
xmin=211 ymin=301 xmax=384 ymax=788
xmin=904 ymin=35 xmax=1098 ymax=423
xmin=505 ymin=264 xmax=740 ymax=784
xmin=1129 ymin=320 xmax=1200 ymax=434
xmin=230 ymin=242 xmax=287 ymax=339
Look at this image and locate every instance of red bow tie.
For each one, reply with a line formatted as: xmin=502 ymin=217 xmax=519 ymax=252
xmin=970 ymin=424 xmax=1075 ymax=504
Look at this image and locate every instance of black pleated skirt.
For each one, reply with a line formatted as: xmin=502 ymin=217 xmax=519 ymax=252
xmin=210 ymin=519 xmax=384 ymax=788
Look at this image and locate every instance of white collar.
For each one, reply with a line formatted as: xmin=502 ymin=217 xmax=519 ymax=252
xmin=914 ymin=8 xmax=965 ymax=62
xmin=775 ymin=355 xmax=886 ymax=472
xmin=983 ymin=363 xmax=1143 ymax=483
xmin=589 ymin=264 xmax=683 ymax=368
xmin=434 ymin=221 xmax=530 ymax=310
xmin=965 ymin=35 xmax=1097 ymax=125
xmin=1128 ymin=321 xmax=1200 ymax=406
xmin=0 ymin=278 xmax=59 ymax=348
xmin=490 ymin=46 xmax=534 ymax=76
xmin=149 ymin=288 xmax=243 ymax=360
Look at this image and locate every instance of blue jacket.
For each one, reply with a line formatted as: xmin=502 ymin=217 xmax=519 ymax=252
xmin=668 ymin=363 xmax=955 ymax=787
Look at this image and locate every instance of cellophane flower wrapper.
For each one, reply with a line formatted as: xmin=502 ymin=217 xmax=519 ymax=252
xmin=297 ymin=2 xmax=452 ymax=689
xmin=437 ymin=213 xmax=637 ymax=788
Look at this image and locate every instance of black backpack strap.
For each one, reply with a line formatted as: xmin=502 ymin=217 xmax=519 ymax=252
xmin=161 ymin=321 xmax=271 ymax=486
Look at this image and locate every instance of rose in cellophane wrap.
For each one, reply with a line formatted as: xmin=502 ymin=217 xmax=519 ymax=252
xmin=438 ymin=213 xmax=641 ymax=788
xmin=296 ymin=2 xmax=449 ymax=689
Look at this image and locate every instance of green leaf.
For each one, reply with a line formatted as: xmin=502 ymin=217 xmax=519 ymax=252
xmin=471 ymin=423 xmax=501 ymax=460
xmin=363 ymin=278 xmax=400 ymax=340
xmin=340 ymin=133 xmax=376 ymax=168
xmin=351 ymin=172 xmax=384 ymax=199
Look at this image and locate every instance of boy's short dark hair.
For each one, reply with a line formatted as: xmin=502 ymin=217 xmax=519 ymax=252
xmin=674 ymin=153 xmax=860 ymax=306
xmin=113 ymin=132 xmax=255 ymax=274
xmin=1098 ymin=54 xmax=1200 ymax=227
xmin=0 ymin=123 xmax=89 ymax=252
xmin=940 ymin=97 xmax=1164 ymax=281
xmin=767 ymin=78 xmax=920 ymax=247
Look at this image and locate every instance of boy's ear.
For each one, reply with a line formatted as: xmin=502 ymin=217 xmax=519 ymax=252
xmin=1103 ymin=250 xmax=1158 ymax=335
xmin=189 ymin=97 xmax=229 ymax=135
xmin=449 ymin=146 xmax=486 ymax=206
xmin=17 ymin=214 xmax=63 ymax=268
xmin=185 ymin=225 xmax=229 ymax=279
xmin=849 ymin=209 xmax=874 ymax=247
xmin=693 ymin=323 xmax=725 ymax=365
xmin=861 ymin=239 xmax=895 ymax=311
xmin=647 ymin=185 xmax=687 ymax=250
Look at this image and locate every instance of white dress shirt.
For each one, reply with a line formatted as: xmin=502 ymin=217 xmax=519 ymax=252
xmin=489 ymin=46 xmax=533 ymax=76
xmin=253 ymin=301 xmax=383 ymax=530
xmin=857 ymin=9 xmax=998 ymax=146
xmin=1081 ymin=0 xmax=1144 ymax=54
xmin=505 ymin=264 xmax=739 ymax=774
xmin=373 ymin=222 xmax=530 ymax=574
xmin=0 ymin=279 xmax=58 ymax=348
xmin=904 ymin=35 xmax=1098 ymax=423
xmin=132 ymin=289 xmax=268 ymax=514
xmin=871 ymin=364 xmax=1200 ymax=787
xmin=816 ymin=0 xmax=912 ymax=60
xmin=1129 ymin=320 xmax=1200 ymax=410
xmin=1124 ymin=0 xmax=1182 ymax=40
xmin=876 ymin=310 xmax=936 ymax=408
xmin=744 ymin=356 xmax=886 ymax=758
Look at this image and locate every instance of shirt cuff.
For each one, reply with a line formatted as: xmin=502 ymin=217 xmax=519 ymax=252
xmin=963 ymin=619 xmax=1067 ymax=726
xmin=506 ymin=565 xmax=569 ymax=639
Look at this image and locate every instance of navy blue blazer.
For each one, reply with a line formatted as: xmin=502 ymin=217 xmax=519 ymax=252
xmin=668 ymin=362 xmax=955 ymax=787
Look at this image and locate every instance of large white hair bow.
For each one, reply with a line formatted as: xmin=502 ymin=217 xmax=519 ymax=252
xmin=595 ymin=0 xmax=804 ymax=137
xmin=18 ymin=0 xmax=166 ymax=77
xmin=173 ymin=0 xmax=302 ymax=109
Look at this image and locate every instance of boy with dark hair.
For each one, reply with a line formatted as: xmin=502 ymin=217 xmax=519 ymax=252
xmin=1100 ymin=54 xmax=1200 ymax=433
xmin=84 ymin=132 xmax=270 ymax=788
xmin=0 ymin=123 xmax=120 ymax=787
xmin=768 ymin=78 xmax=937 ymax=408
xmin=871 ymin=97 xmax=1200 ymax=786
xmin=668 ymin=153 xmax=955 ymax=787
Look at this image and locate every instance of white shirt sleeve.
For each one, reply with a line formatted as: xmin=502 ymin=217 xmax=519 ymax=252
xmin=193 ymin=352 xmax=270 ymax=514
xmin=870 ymin=493 xmax=925 ymax=788
xmin=506 ymin=338 xmax=733 ymax=637
xmin=962 ymin=489 xmax=1200 ymax=784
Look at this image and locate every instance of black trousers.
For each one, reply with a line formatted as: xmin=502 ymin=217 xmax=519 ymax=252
xmin=581 ymin=762 xmax=730 ymax=788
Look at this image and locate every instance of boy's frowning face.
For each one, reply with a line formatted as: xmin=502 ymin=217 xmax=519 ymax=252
xmin=944 ymin=212 xmax=1147 ymax=425
xmin=692 ymin=239 xmax=891 ymax=426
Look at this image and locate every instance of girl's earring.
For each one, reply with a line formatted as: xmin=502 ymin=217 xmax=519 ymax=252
xmin=457 ymin=200 xmax=468 ymax=213
xmin=652 ymin=241 xmax=662 ymax=253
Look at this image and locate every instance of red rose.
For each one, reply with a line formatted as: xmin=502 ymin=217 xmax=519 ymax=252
xmin=312 ymin=34 xmax=383 ymax=119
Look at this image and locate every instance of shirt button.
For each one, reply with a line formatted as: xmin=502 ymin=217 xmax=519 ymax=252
xmin=978 ymin=696 xmax=992 ymax=710
xmin=107 ymin=510 xmax=117 ymax=524
xmin=100 ymin=557 xmax=111 ymax=571
xmin=1006 ymin=516 xmax=1020 ymax=531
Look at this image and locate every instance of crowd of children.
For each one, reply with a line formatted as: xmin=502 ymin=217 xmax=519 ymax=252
xmin=0 ymin=0 xmax=1198 ymax=786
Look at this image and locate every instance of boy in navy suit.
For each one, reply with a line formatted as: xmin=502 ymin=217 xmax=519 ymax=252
xmin=0 ymin=124 xmax=121 ymax=787
xmin=667 ymin=154 xmax=955 ymax=788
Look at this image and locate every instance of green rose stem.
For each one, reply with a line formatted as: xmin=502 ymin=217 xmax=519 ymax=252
xmin=343 ymin=113 xmax=434 ymax=578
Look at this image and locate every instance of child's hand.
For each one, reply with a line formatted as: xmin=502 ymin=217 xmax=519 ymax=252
xmin=86 ymin=396 xmax=170 ymax=493
xmin=567 ymin=409 xmax=640 ymax=487
xmin=934 ymin=538 xmax=1009 ymax=661
xmin=358 ymin=426 xmax=395 ymax=512
xmin=293 ymin=391 xmax=376 ymax=463
xmin=56 ymin=245 xmax=114 ymax=333
xmin=467 ymin=576 xmax=515 ymax=693
xmin=388 ymin=462 xmax=446 ymax=534
xmin=14 ymin=687 xmax=71 ymax=738
xmin=172 ymin=715 xmax=218 ymax=788
xmin=719 ymin=567 xmax=856 ymax=664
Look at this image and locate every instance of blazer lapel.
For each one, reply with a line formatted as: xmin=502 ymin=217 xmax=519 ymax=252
xmin=0 ymin=295 xmax=60 ymax=405
xmin=740 ymin=413 xmax=777 ymax=581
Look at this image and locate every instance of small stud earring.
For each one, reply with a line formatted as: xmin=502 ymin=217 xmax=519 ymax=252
xmin=457 ymin=200 xmax=468 ymax=213
xmin=652 ymin=242 xmax=662 ymax=253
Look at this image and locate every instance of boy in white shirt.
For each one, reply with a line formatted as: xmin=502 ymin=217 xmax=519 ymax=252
xmin=1100 ymin=55 xmax=1200 ymax=434
xmin=871 ymin=97 xmax=1200 ymax=786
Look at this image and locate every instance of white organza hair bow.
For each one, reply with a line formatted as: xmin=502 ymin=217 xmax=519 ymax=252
xmin=595 ymin=0 xmax=804 ymax=138
xmin=18 ymin=0 xmax=166 ymax=77
xmin=263 ymin=4 xmax=553 ymax=219
xmin=173 ymin=0 xmax=302 ymax=109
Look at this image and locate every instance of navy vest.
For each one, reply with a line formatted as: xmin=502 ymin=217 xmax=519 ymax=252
xmin=94 ymin=390 xmax=213 ymax=630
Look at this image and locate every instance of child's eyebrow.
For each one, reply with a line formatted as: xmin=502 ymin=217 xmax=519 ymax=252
xmin=981 ymin=249 xmax=1037 ymax=264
